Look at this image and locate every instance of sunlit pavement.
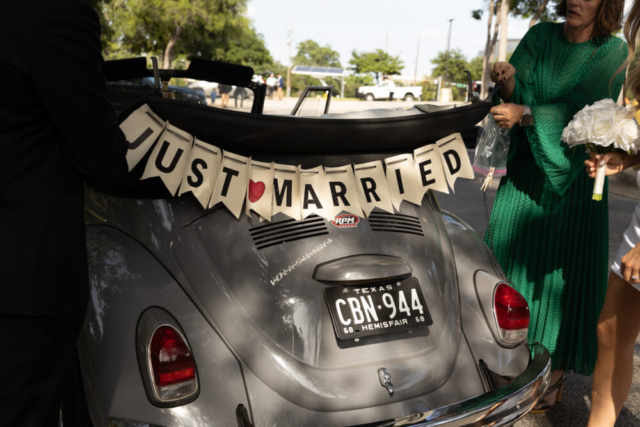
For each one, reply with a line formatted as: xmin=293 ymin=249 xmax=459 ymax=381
xmin=437 ymin=161 xmax=640 ymax=427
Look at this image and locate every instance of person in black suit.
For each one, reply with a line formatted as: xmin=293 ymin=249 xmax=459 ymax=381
xmin=0 ymin=0 xmax=126 ymax=425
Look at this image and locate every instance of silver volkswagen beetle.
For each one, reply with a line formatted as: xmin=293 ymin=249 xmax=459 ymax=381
xmin=61 ymin=59 xmax=551 ymax=427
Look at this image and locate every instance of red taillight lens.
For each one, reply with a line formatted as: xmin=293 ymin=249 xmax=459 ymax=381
xmin=150 ymin=326 xmax=195 ymax=387
xmin=494 ymin=283 xmax=529 ymax=343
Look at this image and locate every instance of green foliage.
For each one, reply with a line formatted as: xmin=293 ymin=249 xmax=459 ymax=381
xmin=90 ymin=0 xmax=274 ymax=70
xmin=293 ymin=40 xmax=341 ymax=67
xmin=343 ymin=74 xmax=375 ymax=98
xmin=509 ymin=0 xmax=557 ymax=23
xmin=421 ymin=81 xmax=438 ymax=101
xmin=471 ymin=9 xmax=484 ymax=20
xmin=349 ymin=49 xmax=404 ymax=83
xmin=211 ymin=25 xmax=274 ymax=68
xmin=431 ymin=49 xmax=469 ymax=82
xmin=467 ymin=56 xmax=484 ymax=82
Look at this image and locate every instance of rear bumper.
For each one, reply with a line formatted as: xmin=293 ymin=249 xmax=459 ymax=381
xmin=351 ymin=343 xmax=551 ymax=427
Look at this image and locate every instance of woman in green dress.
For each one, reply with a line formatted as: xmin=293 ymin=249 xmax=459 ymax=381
xmin=488 ymin=0 xmax=627 ymax=411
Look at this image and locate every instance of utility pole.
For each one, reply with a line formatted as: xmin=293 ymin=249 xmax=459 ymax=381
xmin=286 ymin=19 xmax=294 ymax=98
xmin=444 ymin=19 xmax=454 ymax=84
xmin=414 ymin=35 xmax=420 ymax=84
xmin=385 ymin=31 xmax=389 ymax=53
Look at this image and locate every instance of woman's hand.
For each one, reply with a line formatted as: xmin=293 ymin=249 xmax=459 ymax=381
xmin=490 ymin=62 xmax=516 ymax=84
xmin=621 ymin=243 xmax=640 ymax=285
xmin=584 ymin=152 xmax=628 ymax=177
xmin=491 ymin=62 xmax=516 ymax=101
xmin=490 ymin=104 xmax=524 ymax=129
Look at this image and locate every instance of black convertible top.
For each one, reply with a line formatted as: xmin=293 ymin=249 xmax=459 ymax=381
xmin=120 ymin=97 xmax=490 ymax=156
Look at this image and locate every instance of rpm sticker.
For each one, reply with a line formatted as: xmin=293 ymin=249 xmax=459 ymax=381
xmin=331 ymin=214 xmax=360 ymax=228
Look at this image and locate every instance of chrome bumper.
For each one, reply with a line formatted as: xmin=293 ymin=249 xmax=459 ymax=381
xmin=353 ymin=343 xmax=551 ymax=427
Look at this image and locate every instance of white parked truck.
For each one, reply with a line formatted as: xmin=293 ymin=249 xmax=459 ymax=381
xmin=356 ymin=81 xmax=422 ymax=101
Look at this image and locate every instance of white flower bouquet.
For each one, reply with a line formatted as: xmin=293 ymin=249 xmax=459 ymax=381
xmin=561 ymin=99 xmax=640 ymax=201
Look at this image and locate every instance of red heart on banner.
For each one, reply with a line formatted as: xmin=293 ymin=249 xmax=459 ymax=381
xmin=249 ymin=180 xmax=266 ymax=203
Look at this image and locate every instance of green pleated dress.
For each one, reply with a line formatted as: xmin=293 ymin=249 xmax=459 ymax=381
xmin=486 ymin=22 xmax=627 ymax=375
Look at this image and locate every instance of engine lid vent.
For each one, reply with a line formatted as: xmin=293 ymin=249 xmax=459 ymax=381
xmin=369 ymin=212 xmax=424 ymax=236
xmin=249 ymin=215 xmax=328 ymax=250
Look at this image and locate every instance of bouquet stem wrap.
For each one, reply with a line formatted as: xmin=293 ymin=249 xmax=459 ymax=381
xmin=593 ymin=162 xmax=606 ymax=201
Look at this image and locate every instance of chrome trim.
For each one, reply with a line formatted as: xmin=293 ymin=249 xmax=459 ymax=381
xmin=377 ymin=368 xmax=394 ymax=396
xmin=313 ymin=254 xmax=412 ymax=284
xmin=350 ymin=343 xmax=551 ymax=427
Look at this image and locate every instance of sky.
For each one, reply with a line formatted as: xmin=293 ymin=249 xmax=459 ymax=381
xmin=249 ymin=0 xmax=634 ymax=80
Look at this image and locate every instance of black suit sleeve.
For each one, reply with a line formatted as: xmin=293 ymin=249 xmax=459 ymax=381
xmin=30 ymin=0 xmax=126 ymax=180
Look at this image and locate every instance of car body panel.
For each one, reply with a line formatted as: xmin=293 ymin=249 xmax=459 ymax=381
xmin=80 ymin=225 xmax=249 ymax=427
xmin=171 ymin=199 xmax=460 ymax=411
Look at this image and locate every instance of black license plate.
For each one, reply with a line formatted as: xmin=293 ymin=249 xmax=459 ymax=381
xmin=325 ymin=277 xmax=432 ymax=340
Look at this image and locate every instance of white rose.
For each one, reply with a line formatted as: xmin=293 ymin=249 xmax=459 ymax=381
xmin=592 ymin=98 xmax=617 ymax=110
xmin=562 ymin=126 xmax=573 ymax=145
xmin=615 ymin=119 xmax=640 ymax=153
xmin=588 ymin=115 xmax=616 ymax=146
xmin=569 ymin=114 xmax=592 ymax=144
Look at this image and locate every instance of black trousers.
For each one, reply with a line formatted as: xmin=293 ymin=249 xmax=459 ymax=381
xmin=0 ymin=311 xmax=86 ymax=427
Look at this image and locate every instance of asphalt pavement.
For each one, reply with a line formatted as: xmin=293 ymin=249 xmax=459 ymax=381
xmin=437 ymin=161 xmax=640 ymax=427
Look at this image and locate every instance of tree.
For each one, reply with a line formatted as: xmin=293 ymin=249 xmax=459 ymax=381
xmin=510 ymin=0 xmax=556 ymax=27
xmin=293 ymin=40 xmax=341 ymax=67
xmin=472 ymin=0 xmax=557 ymax=98
xmin=431 ymin=49 xmax=469 ymax=83
xmin=472 ymin=1 xmax=501 ymax=99
xmin=349 ymin=49 xmax=404 ymax=83
xmin=498 ymin=0 xmax=510 ymax=62
xmin=206 ymin=23 xmax=274 ymax=68
xmin=467 ymin=56 xmax=484 ymax=82
xmin=119 ymin=0 xmax=252 ymax=69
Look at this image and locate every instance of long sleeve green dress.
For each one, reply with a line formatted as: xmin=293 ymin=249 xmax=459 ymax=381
xmin=486 ymin=22 xmax=627 ymax=375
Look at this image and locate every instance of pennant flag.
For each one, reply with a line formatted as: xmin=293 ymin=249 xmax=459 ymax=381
xmin=299 ymin=166 xmax=333 ymax=220
xmin=120 ymin=104 xmax=167 ymax=171
xmin=324 ymin=164 xmax=363 ymax=219
xmin=177 ymin=139 xmax=221 ymax=209
xmin=209 ymin=151 xmax=250 ymax=219
xmin=353 ymin=161 xmax=394 ymax=217
xmin=272 ymin=164 xmax=301 ymax=220
xmin=141 ymin=124 xmax=193 ymax=196
xmin=437 ymin=133 xmax=474 ymax=191
xmin=246 ymin=160 xmax=274 ymax=221
xmin=384 ymin=154 xmax=424 ymax=209
xmin=121 ymin=100 xmax=480 ymax=222
xmin=414 ymin=144 xmax=449 ymax=198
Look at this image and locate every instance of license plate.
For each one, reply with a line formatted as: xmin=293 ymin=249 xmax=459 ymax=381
xmin=325 ymin=277 xmax=432 ymax=340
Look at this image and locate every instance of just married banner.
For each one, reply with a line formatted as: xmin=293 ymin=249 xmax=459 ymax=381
xmin=120 ymin=104 xmax=474 ymax=221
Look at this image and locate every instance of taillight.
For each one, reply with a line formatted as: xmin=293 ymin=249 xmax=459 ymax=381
xmin=149 ymin=325 xmax=197 ymax=401
xmin=493 ymin=283 xmax=529 ymax=344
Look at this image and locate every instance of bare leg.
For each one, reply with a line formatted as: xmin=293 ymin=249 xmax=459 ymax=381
xmin=588 ymin=273 xmax=640 ymax=427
